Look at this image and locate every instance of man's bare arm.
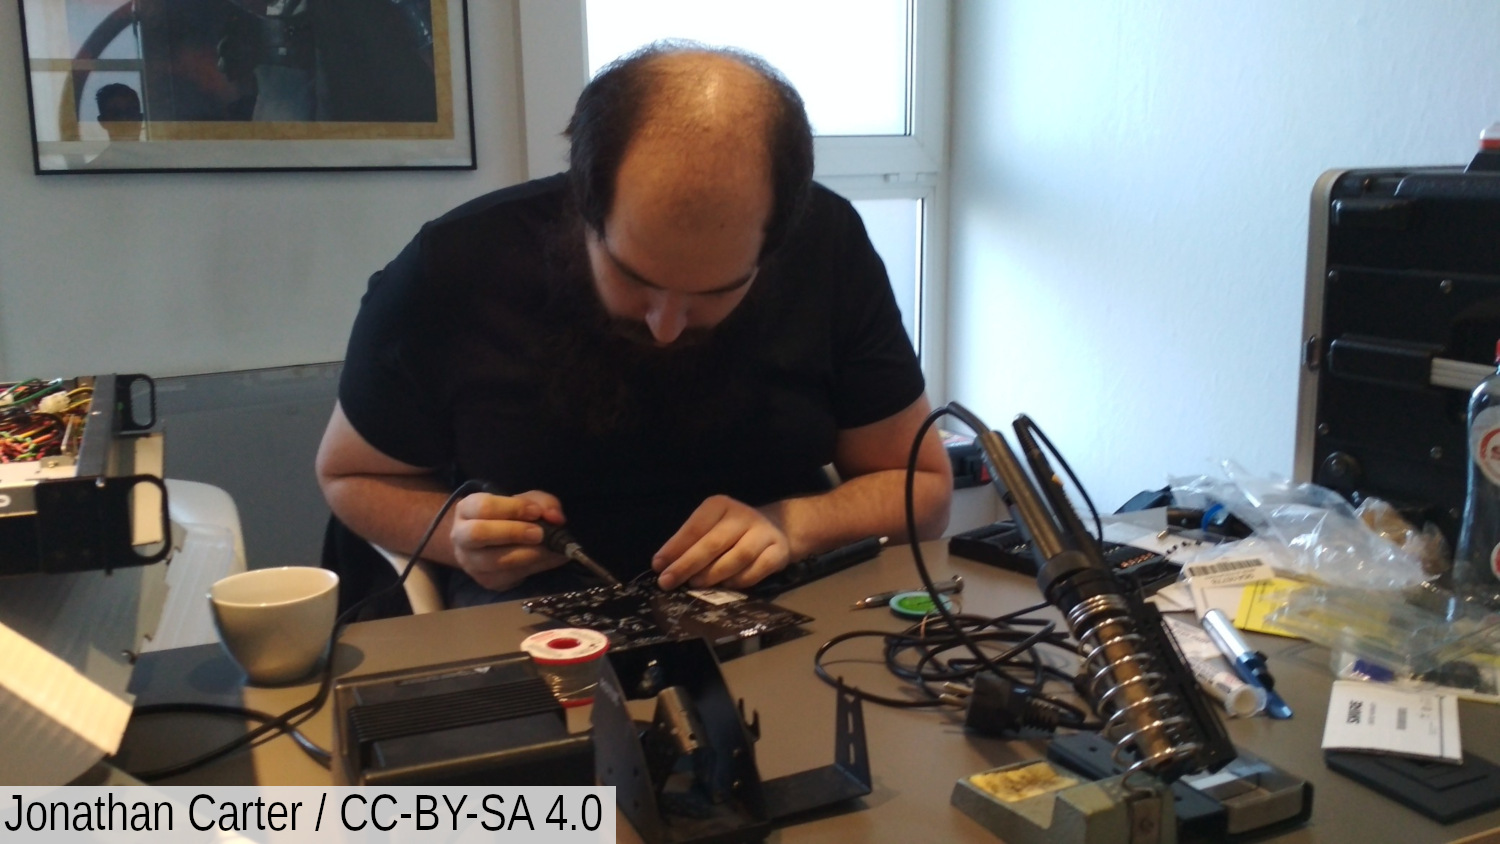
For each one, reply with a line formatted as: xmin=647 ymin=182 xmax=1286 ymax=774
xmin=772 ymin=393 xmax=953 ymax=558
xmin=315 ymin=402 xmax=567 ymax=591
xmin=315 ymin=402 xmax=463 ymax=562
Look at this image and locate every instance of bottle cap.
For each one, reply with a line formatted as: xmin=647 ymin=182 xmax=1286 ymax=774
xmin=1482 ymin=122 xmax=1500 ymax=152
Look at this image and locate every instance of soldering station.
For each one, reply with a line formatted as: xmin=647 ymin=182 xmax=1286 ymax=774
xmin=61 ymin=385 xmax=1320 ymax=844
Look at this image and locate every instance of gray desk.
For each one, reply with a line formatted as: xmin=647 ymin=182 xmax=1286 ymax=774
xmin=117 ymin=542 xmax=1500 ymax=843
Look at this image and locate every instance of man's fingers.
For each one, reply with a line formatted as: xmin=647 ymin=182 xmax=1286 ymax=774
xmin=456 ymin=491 xmax=543 ymax=523
xmin=723 ymin=544 xmax=790 ymax=590
xmin=656 ymin=519 xmax=746 ymax=589
xmin=447 ymin=488 xmax=570 ymax=593
xmin=515 ymin=490 xmax=566 ymax=524
xmin=452 ymin=516 xmax=544 ymax=550
xmin=687 ymin=532 xmax=778 ymax=589
xmin=465 ymin=546 xmax=568 ymax=591
xmin=653 ymin=496 xmax=731 ymax=571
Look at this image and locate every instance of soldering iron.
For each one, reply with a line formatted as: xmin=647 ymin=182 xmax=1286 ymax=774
xmin=537 ymin=521 xmax=619 ymax=586
xmin=478 ymin=482 xmax=619 ymax=586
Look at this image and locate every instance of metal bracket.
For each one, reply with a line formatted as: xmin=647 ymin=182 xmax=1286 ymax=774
xmin=593 ymin=640 xmax=872 ymax=844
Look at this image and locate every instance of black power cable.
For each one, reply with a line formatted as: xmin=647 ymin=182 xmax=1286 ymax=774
xmin=809 ymin=405 xmax=1110 ymax=734
xmin=124 ymin=480 xmax=485 ymax=781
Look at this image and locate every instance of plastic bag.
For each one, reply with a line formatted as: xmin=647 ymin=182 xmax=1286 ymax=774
xmin=1168 ymin=463 xmax=1428 ymax=590
xmin=1353 ymin=498 xmax=1451 ymax=578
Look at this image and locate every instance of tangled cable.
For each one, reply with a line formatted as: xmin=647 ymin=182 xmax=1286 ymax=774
xmin=812 ymin=602 xmax=1100 ymax=731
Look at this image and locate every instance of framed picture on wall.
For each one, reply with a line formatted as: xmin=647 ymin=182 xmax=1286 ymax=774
xmin=17 ymin=0 xmax=476 ymax=173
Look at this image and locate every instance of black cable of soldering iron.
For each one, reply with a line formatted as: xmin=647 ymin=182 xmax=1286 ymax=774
xmin=810 ymin=406 xmax=1052 ymax=706
xmin=125 ymin=480 xmax=485 ymax=781
xmin=904 ymin=405 xmax=1111 ymax=680
xmin=813 ymin=607 xmax=1091 ymax=722
xmin=810 ymin=406 xmax=1110 ymax=725
xmin=899 ymin=406 xmax=1020 ymax=676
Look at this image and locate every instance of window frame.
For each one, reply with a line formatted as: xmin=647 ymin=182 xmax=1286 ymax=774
xmin=516 ymin=0 xmax=950 ymax=399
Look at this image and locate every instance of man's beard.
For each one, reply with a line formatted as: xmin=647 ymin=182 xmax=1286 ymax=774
xmin=535 ymin=219 xmax=758 ymax=437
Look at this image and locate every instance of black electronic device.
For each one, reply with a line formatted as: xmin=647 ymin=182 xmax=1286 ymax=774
xmin=948 ymin=521 xmax=1179 ymax=595
xmin=745 ymin=535 xmax=885 ymax=600
xmin=1297 ymin=152 xmax=1500 ymax=544
xmin=0 ymin=374 xmax=168 ymax=576
xmin=331 ymin=652 xmax=594 ymax=786
xmin=1325 ymin=749 xmax=1500 ymax=824
xmin=944 ymin=432 xmax=991 ymax=489
xmin=521 ymin=578 xmax=813 ymax=656
xmin=1049 ymin=733 xmax=1313 ymax=842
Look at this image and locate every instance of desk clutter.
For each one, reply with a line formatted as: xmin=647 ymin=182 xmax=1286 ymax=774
xmin=330 ymin=637 xmax=873 ymax=843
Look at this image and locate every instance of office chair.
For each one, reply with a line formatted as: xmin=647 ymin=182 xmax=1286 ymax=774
xmin=146 ymin=479 xmax=249 ymax=651
xmin=372 ymin=545 xmax=446 ymax=614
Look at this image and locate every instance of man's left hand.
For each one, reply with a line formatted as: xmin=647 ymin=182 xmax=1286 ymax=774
xmin=653 ymin=495 xmax=792 ymax=590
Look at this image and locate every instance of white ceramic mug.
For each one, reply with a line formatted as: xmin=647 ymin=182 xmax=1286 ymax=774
xmin=208 ymin=566 xmax=339 ymax=685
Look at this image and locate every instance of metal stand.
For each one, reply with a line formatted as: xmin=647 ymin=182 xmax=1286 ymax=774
xmin=593 ymin=639 xmax=871 ymax=844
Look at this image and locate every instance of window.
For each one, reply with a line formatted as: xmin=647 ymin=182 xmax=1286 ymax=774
xmin=518 ymin=0 xmax=949 ymax=394
xmin=585 ymin=0 xmax=911 ymax=136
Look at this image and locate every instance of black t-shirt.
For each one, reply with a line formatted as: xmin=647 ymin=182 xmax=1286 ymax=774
xmin=339 ymin=174 xmax=924 ymax=584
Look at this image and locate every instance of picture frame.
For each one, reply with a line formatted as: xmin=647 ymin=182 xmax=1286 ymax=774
xmin=16 ymin=0 xmax=476 ymax=174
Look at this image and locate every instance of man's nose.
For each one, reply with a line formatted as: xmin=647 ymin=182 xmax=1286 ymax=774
xmin=644 ymin=292 xmax=689 ymax=345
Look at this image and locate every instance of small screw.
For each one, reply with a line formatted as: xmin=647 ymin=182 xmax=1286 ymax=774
xmin=1317 ymin=423 xmax=1331 ymax=436
xmin=1430 ymin=447 xmax=1443 ymax=460
xmin=1440 ymin=279 xmax=1454 ymax=293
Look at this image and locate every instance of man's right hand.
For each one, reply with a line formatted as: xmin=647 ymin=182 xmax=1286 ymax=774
xmin=449 ymin=490 xmax=570 ymax=592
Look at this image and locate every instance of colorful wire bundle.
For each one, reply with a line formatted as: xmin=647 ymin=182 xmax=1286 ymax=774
xmin=0 ymin=379 xmax=93 ymax=463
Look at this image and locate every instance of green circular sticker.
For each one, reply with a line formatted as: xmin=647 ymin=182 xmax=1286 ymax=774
xmin=889 ymin=591 xmax=954 ymax=618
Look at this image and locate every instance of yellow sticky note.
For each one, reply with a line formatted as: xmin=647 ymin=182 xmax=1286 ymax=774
xmin=1233 ymin=577 xmax=1306 ymax=638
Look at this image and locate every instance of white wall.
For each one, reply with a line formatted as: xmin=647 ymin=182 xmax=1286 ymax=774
xmin=947 ymin=1 xmax=1500 ymax=511
xmin=0 ymin=2 xmax=528 ymax=379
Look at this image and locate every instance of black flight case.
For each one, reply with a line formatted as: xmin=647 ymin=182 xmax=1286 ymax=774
xmin=1295 ymin=146 xmax=1500 ymax=545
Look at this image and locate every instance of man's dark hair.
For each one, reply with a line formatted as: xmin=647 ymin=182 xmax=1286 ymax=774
xmin=564 ymin=42 xmax=815 ymax=259
xmin=95 ymin=83 xmax=142 ymax=121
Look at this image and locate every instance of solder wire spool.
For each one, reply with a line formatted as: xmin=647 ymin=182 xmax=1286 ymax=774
xmin=520 ymin=628 xmax=610 ymax=707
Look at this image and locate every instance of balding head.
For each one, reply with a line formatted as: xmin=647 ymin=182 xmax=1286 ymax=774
xmin=566 ymin=43 xmax=814 ymax=260
xmin=617 ymin=51 xmax=776 ymax=235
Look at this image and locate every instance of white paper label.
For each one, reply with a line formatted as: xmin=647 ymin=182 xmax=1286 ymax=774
xmin=1321 ymin=680 xmax=1462 ymax=763
xmin=686 ymin=588 xmax=746 ymax=606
